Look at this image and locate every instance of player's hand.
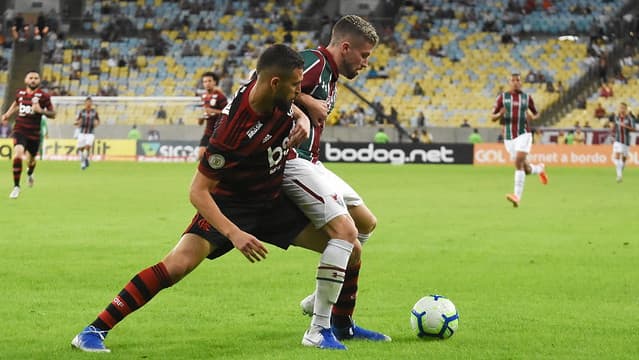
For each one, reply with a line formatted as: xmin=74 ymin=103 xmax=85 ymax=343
xmin=306 ymin=97 xmax=328 ymax=126
xmin=228 ymin=229 xmax=268 ymax=263
xmin=197 ymin=117 xmax=205 ymax=125
xmin=0 ymin=114 xmax=7 ymax=123
xmin=32 ymin=102 xmax=43 ymax=114
xmin=289 ymin=113 xmax=310 ymax=148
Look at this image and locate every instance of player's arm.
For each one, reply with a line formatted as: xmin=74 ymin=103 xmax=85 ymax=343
xmin=32 ymin=101 xmax=56 ymax=118
xmin=94 ymin=113 xmax=100 ymax=128
xmin=289 ymin=103 xmax=310 ymax=148
xmin=490 ymin=95 xmax=505 ymax=122
xmin=295 ymin=92 xmax=328 ymax=127
xmin=1 ymin=100 xmax=18 ymax=123
xmin=189 ymin=169 xmax=268 ymax=262
xmin=526 ymin=95 xmax=539 ymax=121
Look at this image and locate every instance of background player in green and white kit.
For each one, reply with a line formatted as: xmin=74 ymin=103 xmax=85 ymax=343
xmin=610 ymin=102 xmax=636 ymax=182
xmin=491 ymin=73 xmax=547 ymax=208
xmin=282 ymin=15 xmax=390 ymax=344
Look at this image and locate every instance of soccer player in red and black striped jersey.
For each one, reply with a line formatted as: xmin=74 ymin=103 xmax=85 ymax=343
xmin=74 ymin=97 xmax=100 ymax=170
xmin=72 ymin=44 xmax=357 ymax=353
xmin=1 ymin=70 xmax=56 ymax=199
xmin=196 ymin=71 xmax=228 ymax=160
xmin=491 ymin=73 xmax=548 ymax=208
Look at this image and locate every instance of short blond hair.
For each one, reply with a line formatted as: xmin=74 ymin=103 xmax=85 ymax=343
xmin=330 ymin=15 xmax=379 ymax=46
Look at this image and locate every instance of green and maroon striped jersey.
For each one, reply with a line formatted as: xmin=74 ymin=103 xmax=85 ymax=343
xmin=493 ymin=90 xmax=537 ymax=140
xmin=289 ymin=46 xmax=338 ymax=162
xmin=612 ymin=113 xmax=636 ymax=145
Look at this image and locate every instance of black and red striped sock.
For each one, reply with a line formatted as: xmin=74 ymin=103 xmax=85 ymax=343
xmin=91 ymin=262 xmax=173 ymax=331
xmin=12 ymin=158 xmax=22 ymax=187
xmin=331 ymin=261 xmax=361 ymax=328
xmin=27 ymin=162 xmax=36 ymax=176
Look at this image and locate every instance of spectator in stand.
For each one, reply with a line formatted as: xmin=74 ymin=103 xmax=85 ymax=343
xmin=594 ymin=103 xmax=607 ymax=119
xmin=599 ymin=82 xmax=613 ymax=98
xmin=127 ymin=124 xmax=141 ymax=140
xmin=373 ymin=128 xmax=390 ymax=144
xmin=420 ymin=129 xmax=433 ymax=144
xmin=565 ymin=130 xmax=574 ymax=145
xmin=576 ymin=96 xmax=587 ymax=109
xmin=460 ymin=118 xmax=471 ymax=127
xmin=525 ymin=70 xmax=537 ymax=83
xmin=413 ymin=81 xmax=424 ymax=96
xmin=468 ymin=128 xmax=482 ymax=144
xmin=410 ymin=129 xmax=420 ymax=143
xmin=156 ymin=105 xmax=167 ymax=122
xmin=583 ymin=121 xmax=592 ymax=129
xmin=147 ymin=127 xmax=160 ymax=141
xmin=573 ymin=127 xmax=585 ymax=145
xmin=556 ymin=131 xmax=566 ymax=145
xmin=532 ymin=128 xmax=542 ymax=144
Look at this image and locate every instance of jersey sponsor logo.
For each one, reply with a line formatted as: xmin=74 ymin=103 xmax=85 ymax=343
xmin=262 ymin=134 xmax=272 ymax=143
xmin=19 ymin=103 xmax=33 ymax=116
xmin=207 ymin=153 xmax=226 ymax=169
xmin=246 ymin=121 xmax=263 ymax=139
xmin=267 ymin=136 xmax=290 ymax=174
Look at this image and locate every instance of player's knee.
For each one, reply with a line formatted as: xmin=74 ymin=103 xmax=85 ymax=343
xmin=324 ymin=215 xmax=358 ymax=243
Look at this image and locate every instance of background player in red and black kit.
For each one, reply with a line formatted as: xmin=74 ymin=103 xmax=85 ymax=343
xmin=72 ymin=44 xmax=359 ymax=353
xmin=196 ymin=71 xmax=228 ymax=160
xmin=1 ymin=70 xmax=56 ymax=199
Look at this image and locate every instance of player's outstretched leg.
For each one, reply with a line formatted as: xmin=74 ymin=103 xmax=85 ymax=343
xmin=71 ymin=262 xmax=173 ymax=353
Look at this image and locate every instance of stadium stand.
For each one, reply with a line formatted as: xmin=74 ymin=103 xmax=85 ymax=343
xmin=19 ymin=0 xmax=639 ymax=137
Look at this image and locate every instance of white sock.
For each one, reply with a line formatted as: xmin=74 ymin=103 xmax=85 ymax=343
xmin=514 ymin=170 xmax=525 ymax=199
xmin=80 ymin=149 xmax=87 ymax=162
xmin=312 ymin=239 xmax=353 ymax=329
xmin=615 ymin=159 xmax=623 ymax=178
xmin=357 ymin=233 xmax=371 ymax=246
xmin=530 ymin=164 xmax=542 ymax=175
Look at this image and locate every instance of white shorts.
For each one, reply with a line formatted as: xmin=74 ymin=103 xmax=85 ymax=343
xmin=612 ymin=141 xmax=629 ymax=157
xmin=77 ymin=133 xmax=95 ymax=148
xmin=504 ymin=133 xmax=532 ymax=160
xmin=283 ymin=157 xmax=363 ymax=229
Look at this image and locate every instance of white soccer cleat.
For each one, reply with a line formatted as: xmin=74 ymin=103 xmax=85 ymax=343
xmin=9 ymin=186 xmax=20 ymax=199
xmin=302 ymin=325 xmax=346 ymax=350
xmin=300 ymin=292 xmax=315 ymax=317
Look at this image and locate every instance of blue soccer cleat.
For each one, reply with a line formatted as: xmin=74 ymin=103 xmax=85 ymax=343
xmin=71 ymin=325 xmax=111 ymax=353
xmin=302 ymin=325 xmax=347 ymax=350
xmin=332 ymin=323 xmax=392 ymax=342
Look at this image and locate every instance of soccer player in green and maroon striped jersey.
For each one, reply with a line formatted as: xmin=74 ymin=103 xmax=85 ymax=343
xmin=610 ymin=102 xmax=637 ymax=182
xmin=283 ymin=15 xmax=390 ymax=343
xmin=491 ymin=73 xmax=548 ymax=208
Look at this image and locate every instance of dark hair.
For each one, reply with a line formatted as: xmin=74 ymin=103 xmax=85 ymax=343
xmin=256 ymin=44 xmax=303 ymax=76
xmin=25 ymin=70 xmax=40 ymax=75
xmin=201 ymin=71 xmax=219 ymax=83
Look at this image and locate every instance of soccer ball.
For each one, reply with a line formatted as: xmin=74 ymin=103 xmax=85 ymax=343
xmin=410 ymin=295 xmax=459 ymax=339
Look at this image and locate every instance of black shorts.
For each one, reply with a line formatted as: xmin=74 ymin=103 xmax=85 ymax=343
xmin=199 ymin=134 xmax=210 ymax=147
xmin=12 ymin=133 xmax=41 ymax=157
xmin=184 ymin=194 xmax=309 ymax=259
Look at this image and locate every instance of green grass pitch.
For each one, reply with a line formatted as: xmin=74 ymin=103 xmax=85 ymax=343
xmin=1 ymin=161 xmax=637 ymax=359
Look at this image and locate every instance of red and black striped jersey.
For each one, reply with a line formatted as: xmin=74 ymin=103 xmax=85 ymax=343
xmin=12 ymin=88 xmax=53 ymax=140
xmin=200 ymin=89 xmax=228 ymax=138
xmin=76 ymin=108 xmax=100 ymax=134
xmin=198 ymin=80 xmax=295 ymax=201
